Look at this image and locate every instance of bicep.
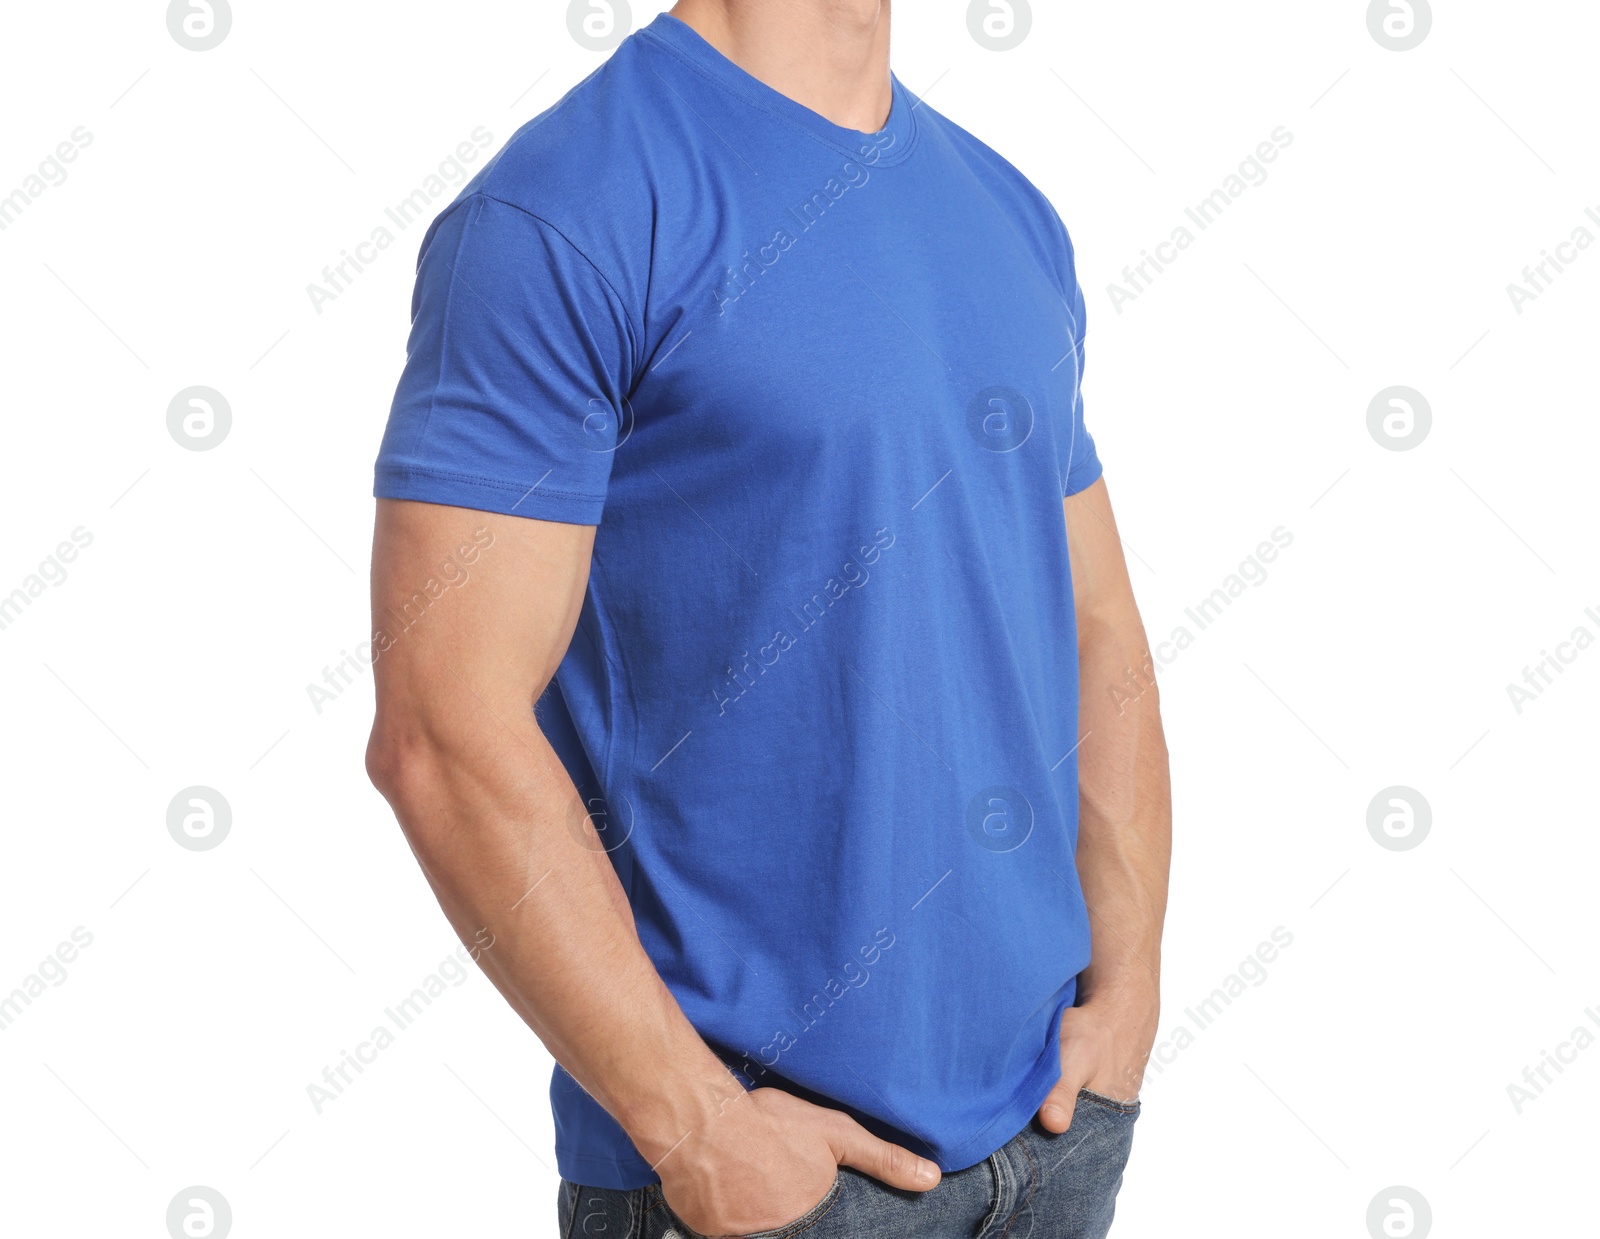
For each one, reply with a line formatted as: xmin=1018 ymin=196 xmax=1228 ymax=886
xmin=370 ymin=498 xmax=596 ymax=726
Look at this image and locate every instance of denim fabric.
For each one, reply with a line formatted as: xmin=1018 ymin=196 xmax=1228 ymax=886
xmin=556 ymin=1090 xmax=1138 ymax=1239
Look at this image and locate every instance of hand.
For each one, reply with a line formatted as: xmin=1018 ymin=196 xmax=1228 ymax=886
xmin=658 ymin=1087 xmax=940 ymax=1238
xmin=1037 ymin=984 xmax=1159 ymax=1133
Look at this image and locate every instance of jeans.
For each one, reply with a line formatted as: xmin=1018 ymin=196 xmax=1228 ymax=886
xmin=556 ymin=1089 xmax=1139 ymax=1239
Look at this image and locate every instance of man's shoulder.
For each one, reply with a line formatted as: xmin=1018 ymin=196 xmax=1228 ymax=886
xmin=918 ymin=100 xmax=1077 ymax=279
xmin=469 ymin=41 xmax=661 ymax=245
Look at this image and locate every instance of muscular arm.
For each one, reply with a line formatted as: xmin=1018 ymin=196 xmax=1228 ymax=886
xmin=365 ymin=499 xmax=734 ymax=1154
xmin=365 ymin=499 xmax=935 ymax=1235
xmin=1039 ymin=477 xmax=1173 ymax=1128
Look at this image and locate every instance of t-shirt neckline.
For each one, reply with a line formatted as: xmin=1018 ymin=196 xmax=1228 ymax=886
xmin=640 ymin=13 xmax=918 ymax=166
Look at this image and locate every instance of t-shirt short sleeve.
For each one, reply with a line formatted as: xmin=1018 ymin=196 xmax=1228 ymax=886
xmin=373 ymin=193 xmax=637 ymax=525
xmin=1060 ymin=276 xmax=1102 ymax=498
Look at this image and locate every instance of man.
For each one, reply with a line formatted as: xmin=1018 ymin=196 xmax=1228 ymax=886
xmin=366 ymin=2 xmax=1170 ymax=1235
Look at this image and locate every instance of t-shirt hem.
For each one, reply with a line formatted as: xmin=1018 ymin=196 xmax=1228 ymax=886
xmin=374 ymin=462 xmax=605 ymax=525
xmin=931 ymin=994 xmax=1076 ymax=1173
xmin=555 ymin=1145 xmax=658 ymax=1191
xmin=557 ymin=981 xmax=1080 ymax=1190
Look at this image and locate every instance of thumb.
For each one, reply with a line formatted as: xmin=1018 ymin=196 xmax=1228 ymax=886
xmin=1037 ymin=1080 xmax=1080 ymax=1134
xmin=827 ymin=1116 xmax=941 ymax=1192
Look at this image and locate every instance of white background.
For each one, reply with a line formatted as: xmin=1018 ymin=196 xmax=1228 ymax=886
xmin=1 ymin=1 xmax=1595 ymax=1235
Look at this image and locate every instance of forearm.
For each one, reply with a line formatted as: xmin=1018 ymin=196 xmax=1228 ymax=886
xmin=1073 ymin=614 xmax=1172 ymax=1005
xmin=369 ymin=713 xmax=735 ymax=1165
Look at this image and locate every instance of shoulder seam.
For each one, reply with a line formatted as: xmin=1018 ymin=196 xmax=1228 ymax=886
xmin=471 ymin=191 xmax=645 ymax=375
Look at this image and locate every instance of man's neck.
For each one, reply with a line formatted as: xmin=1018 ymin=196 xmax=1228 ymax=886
xmin=668 ymin=0 xmax=893 ymax=133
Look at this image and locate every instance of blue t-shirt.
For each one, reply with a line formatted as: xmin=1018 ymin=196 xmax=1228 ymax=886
xmin=375 ymin=12 xmax=1103 ymax=1191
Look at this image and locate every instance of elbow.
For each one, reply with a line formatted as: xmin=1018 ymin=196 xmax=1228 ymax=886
xmin=365 ymin=728 xmax=402 ymax=802
xmin=365 ymin=715 xmax=442 ymax=818
xmin=365 ymin=721 xmax=466 ymax=875
xmin=364 ymin=709 xmax=405 ymax=800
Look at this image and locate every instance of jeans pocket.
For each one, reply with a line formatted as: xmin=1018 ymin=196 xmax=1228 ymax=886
xmin=1077 ymin=1087 xmax=1141 ymax=1116
xmin=730 ymin=1171 xmax=844 ymax=1239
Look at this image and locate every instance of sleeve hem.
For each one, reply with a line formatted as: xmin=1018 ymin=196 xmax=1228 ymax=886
xmin=1063 ymin=454 xmax=1104 ymax=498
xmin=374 ymin=463 xmax=605 ymax=525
